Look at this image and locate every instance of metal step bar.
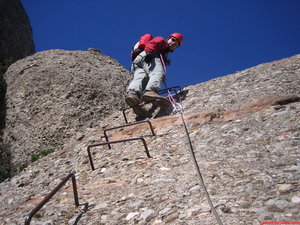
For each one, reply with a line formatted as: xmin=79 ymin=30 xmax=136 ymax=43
xmin=24 ymin=173 xmax=80 ymax=225
xmin=103 ymin=120 xmax=155 ymax=149
xmin=87 ymin=137 xmax=151 ymax=171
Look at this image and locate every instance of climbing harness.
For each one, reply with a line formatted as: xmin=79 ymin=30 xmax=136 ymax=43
xmin=159 ymin=54 xmax=224 ymax=225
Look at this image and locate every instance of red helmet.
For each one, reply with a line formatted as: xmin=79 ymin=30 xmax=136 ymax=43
xmin=169 ymin=33 xmax=183 ymax=45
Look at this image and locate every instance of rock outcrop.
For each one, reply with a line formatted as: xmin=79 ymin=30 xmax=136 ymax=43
xmin=0 ymin=0 xmax=35 ymax=63
xmin=3 ymin=49 xmax=131 ymax=175
xmin=0 ymin=0 xmax=35 ymax=182
xmin=0 ymin=54 xmax=299 ymax=224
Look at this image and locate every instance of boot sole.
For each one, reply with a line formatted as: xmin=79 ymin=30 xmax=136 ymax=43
xmin=125 ymin=96 xmax=149 ymax=117
xmin=142 ymin=95 xmax=172 ymax=108
xmin=125 ymin=96 xmax=140 ymax=107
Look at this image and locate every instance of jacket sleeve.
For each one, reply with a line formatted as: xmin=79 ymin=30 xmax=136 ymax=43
xmin=138 ymin=34 xmax=153 ymax=50
xmin=144 ymin=36 xmax=168 ymax=53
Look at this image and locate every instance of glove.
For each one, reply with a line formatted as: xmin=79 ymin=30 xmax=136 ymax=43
xmin=144 ymin=51 xmax=154 ymax=63
xmin=131 ymin=48 xmax=142 ymax=61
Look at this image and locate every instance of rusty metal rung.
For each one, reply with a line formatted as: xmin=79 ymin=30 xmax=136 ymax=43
xmin=103 ymin=120 xmax=155 ymax=149
xmin=24 ymin=173 xmax=80 ymax=225
xmin=87 ymin=137 xmax=151 ymax=170
xmin=158 ymin=86 xmax=182 ymax=96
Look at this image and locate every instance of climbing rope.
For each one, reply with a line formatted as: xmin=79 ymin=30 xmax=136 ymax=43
xmin=159 ymin=53 xmax=224 ymax=225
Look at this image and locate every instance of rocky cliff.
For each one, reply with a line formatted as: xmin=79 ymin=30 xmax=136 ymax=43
xmin=0 ymin=0 xmax=35 ymax=182
xmin=0 ymin=54 xmax=299 ymax=224
xmin=0 ymin=0 xmax=35 ymax=63
xmin=3 ymin=49 xmax=131 ymax=175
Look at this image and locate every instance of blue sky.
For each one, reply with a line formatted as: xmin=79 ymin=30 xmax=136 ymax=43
xmin=21 ymin=0 xmax=300 ymax=88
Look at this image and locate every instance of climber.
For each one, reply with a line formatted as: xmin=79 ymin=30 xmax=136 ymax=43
xmin=125 ymin=33 xmax=184 ymax=119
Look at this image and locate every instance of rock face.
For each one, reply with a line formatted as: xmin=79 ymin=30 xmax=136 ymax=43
xmin=0 ymin=0 xmax=35 ymax=62
xmin=0 ymin=0 xmax=35 ymax=183
xmin=3 ymin=49 xmax=131 ymax=175
xmin=0 ymin=54 xmax=299 ymax=224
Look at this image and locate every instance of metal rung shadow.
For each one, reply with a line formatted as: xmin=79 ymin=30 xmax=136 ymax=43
xmin=122 ymin=86 xmax=182 ymax=124
xmin=103 ymin=120 xmax=155 ymax=149
xmin=24 ymin=173 xmax=81 ymax=225
xmin=87 ymin=137 xmax=151 ymax=171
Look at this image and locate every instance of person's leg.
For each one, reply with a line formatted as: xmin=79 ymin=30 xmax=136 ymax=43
xmin=142 ymin=57 xmax=166 ymax=101
xmin=141 ymin=58 xmax=172 ymax=111
xmin=127 ymin=67 xmax=147 ymax=96
xmin=144 ymin=57 xmax=164 ymax=92
xmin=126 ymin=67 xmax=149 ymax=118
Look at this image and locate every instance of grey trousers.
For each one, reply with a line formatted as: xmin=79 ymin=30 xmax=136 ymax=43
xmin=127 ymin=51 xmax=165 ymax=95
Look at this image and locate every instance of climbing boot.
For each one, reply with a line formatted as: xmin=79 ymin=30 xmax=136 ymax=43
xmin=142 ymin=91 xmax=172 ymax=110
xmin=125 ymin=93 xmax=148 ymax=118
xmin=125 ymin=93 xmax=140 ymax=106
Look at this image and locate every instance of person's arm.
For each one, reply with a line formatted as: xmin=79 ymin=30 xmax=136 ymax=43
xmin=144 ymin=36 xmax=168 ymax=53
xmin=131 ymin=34 xmax=153 ymax=61
xmin=144 ymin=36 xmax=168 ymax=63
xmin=138 ymin=34 xmax=152 ymax=50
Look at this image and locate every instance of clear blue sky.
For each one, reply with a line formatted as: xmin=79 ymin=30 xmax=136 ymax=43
xmin=21 ymin=0 xmax=300 ymax=88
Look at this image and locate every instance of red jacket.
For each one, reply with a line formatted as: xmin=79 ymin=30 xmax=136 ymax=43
xmin=133 ymin=34 xmax=169 ymax=63
xmin=136 ymin=34 xmax=152 ymax=50
xmin=137 ymin=34 xmax=169 ymax=54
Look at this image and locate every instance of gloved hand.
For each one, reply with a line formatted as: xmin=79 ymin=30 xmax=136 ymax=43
xmin=131 ymin=48 xmax=142 ymax=61
xmin=144 ymin=51 xmax=154 ymax=63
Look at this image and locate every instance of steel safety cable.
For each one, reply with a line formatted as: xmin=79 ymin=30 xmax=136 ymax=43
xmin=159 ymin=53 xmax=224 ymax=225
xmin=179 ymin=111 xmax=224 ymax=225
